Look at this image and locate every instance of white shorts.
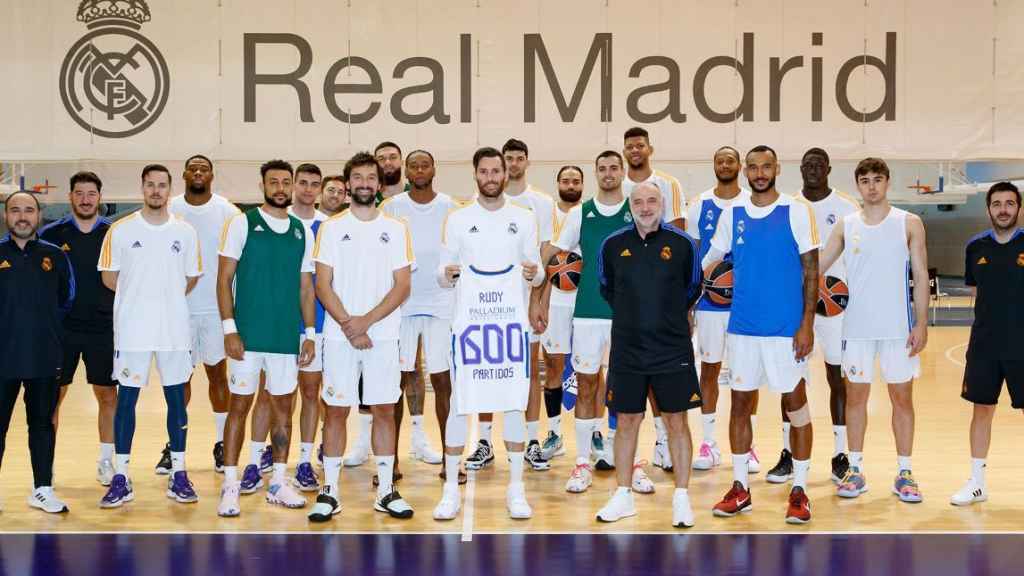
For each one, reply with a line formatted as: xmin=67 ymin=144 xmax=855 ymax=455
xmin=541 ymin=305 xmax=574 ymax=355
xmin=228 ymin=351 xmax=299 ymax=396
xmin=113 ymin=350 xmax=194 ymax=388
xmin=727 ymin=334 xmax=809 ymax=394
xmin=842 ymin=339 xmax=921 ymax=384
xmin=813 ymin=315 xmax=843 ymax=365
xmin=322 ymin=338 xmax=401 ymax=407
xmin=298 ymin=334 xmax=324 ymax=373
xmin=399 ymin=316 xmax=451 ymax=374
xmin=571 ymin=319 xmax=611 ymax=375
xmin=696 ymin=310 xmax=729 ymax=364
xmin=189 ymin=313 xmax=226 ymax=366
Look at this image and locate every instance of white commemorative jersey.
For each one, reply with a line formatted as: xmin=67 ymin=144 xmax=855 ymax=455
xmin=808 ymin=189 xmax=859 ymax=279
xmin=622 ymin=169 xmax=686 ymax=224
xmin=170 ymin=194 xmax=239 ymax=316
xmin=506 ymin=185 xmax=555 ymax=244
xmin=451 ymin=264 xmax=530 ymax=415
xmin=382 ymin=192 xmax=457 ymax=319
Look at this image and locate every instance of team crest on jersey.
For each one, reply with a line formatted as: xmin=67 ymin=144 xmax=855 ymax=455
xmin=737 ymin=220 xmax=745 ymax=234
xmin=1017 ymin=253 xmax=1024 ymax=267
xmin=294 ymin=228 xmax=303 ymax=240
xmin=827 ymin=214 xmax=837 ymax=225
xmin=0 ymin=260 xmax=10 ymax=270
xmin=507 ymin=222 xmax=518 ymax=235
xmin=620 ymin=248 xmax=632 ymax=257
xmin=131 ymin=240 xmax=143 ymax=248
xmin=705 ymin=209 xmax=714 ymax=222
xmin=660 ymin=246 xmax=672 ymax=261
xmin=170 ymin=240 xmax=181 ymax=253
xmin=41 ymin=257 xmax=53 ymax=272
xmin=623 ymin=212 xmax=633 ymax=223
xmin=121 ymin=368 xmax=130 ymax=378
xmin=379 ymin=232 xmax=390 ymax=244
xmin=977 ymin=257 xmax=988 ymax=265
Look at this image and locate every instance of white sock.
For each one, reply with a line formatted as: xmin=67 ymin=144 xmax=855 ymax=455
xmin=411 ymin=415 xmax=425 ymax=442
xmin=793 ymin=458 xmax=810 ymax=489
xmin=701 ymin=413 xmax=716 ymax=444
xmin=782 ymin=422 xmax=792 ymax=452
xmin=575 ymin=418 xmax=594 ymax=464
xmin=272 ymin=462 xmax=287 ymax=485
xmin=299 ymin=442 xmax=314 ymax=464
xmin=732 ymin=453 xmax=749 ymax=488
xmin=749 ymin=414 xmax=757 ymax=434
xmin=323 ymin=456 xmax=342 ymax=494
xmin=224 ymin=465 xmax=238 ymax=484
xmin=171 ymin=451 xmax=185 ymax=473
xmin=654 ymin=416 xmax=667 ymax=441
xmin=607 ymin=428 xmax=616 ymax=441
xmin=99 ymin=442 xmax=115 ymax=462
xmin=214 ymin=412 xmax=227 ymax=443
xmin=548 ymin=415 xmax=561 ymax=435
xmin=971 ymin=458 xmax=986 ymax=486
xmin=527 ymin=420 xmax=540 ymax=442
xmin=849 ymin=451 xmax=864 ymax=470
xmin=445 ymin=454 xmax=461 ymax=488
xmin=508 ymin=451 xmax=525 ymax=483
xmin=833 ymin=426 xmax=847 ymax=456
xmin=897 ymin=455 xmax=912 ymax=473
xmin=115 ymin=454 xmax=130 ymax=477
xmin=674 ymin=487 xmax=689 ymax=498
xmin=480 ymin=421 xmax=493 ymax=444
xmin=250 ymin=441 xmax=266 ymax=466
xmin=376 ymin=455 xmax=395 ymax=496
xmin=357 ymin=412 xmax=373 ymax=444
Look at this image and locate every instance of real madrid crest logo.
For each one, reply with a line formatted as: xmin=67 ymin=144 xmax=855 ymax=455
xmin=59 ymin=1 xmax=170 ymax=139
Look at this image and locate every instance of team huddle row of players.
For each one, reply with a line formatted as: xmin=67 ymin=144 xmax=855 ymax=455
xmin=2 ymin=126 xmax=1020 ymax=528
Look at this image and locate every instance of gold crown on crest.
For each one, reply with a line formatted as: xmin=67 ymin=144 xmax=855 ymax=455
xmin=76 ymin=0 xmax=151 ymax=26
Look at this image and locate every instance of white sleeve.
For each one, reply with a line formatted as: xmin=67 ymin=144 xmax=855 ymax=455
xmin=791 ymin=200 xmax=820 ymax=255
xmin=218 ymin=214 xmax=248 ymax=260
xmin=97 ymin=224 xmax=121 ymax=272
xmin=553 ymin=205 xmax=582 ymax=252
xmin=312 ymin=220 xmax=336 ymax=269
xmin=686 ymin=199 xmax=701 ymax=239
xmin=437 ymin=212 xmax=458 ymax=287
xmin=709 ymin=205 xmax=734 ymax=254
xmin=665 ymin=176 xmax=686 ymax=222
xmin=522 ymin=213 xmax=544 ymax=287
xmin=300 ymin=226 xmax=315 ymax=273
xmin=185 ymin=225 xmax=202 ymax=277
xmin=537 ymin=196 xmax=555 ymax=244
xmin=392 ymin=221 xmax=414 ymax=271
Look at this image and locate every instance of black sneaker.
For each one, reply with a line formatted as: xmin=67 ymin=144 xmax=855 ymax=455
xmin=155 ymin=442 xmax=172 ymax=476
xmin=375 ymin=490 xmax=414 ymax=519
xmin=524 ymin=440 xmax=551 ymax=471
xmin=464 ymin=439 xmax=494 ymax=471
xmin=308 ymin=492 xmax=341 ymax=523
xmin=765 ymin=449 xmax=793 ymax=484
xmin=213 ymin=441 xmax=225 ymax=473
xmin=831 ymin=453 xmax=850 ymax=484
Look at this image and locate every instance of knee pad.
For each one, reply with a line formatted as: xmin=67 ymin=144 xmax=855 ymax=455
xmin=786 ymin=403 xmax=812 ymax=428
xmin=502 ymin=410 xmax=527 ymax=444
xmin=445 ymin=411 xmax=468 ymax=448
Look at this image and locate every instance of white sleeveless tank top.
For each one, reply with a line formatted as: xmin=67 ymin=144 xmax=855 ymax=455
xmin=842 ymin=207 xmax=913 ymax=340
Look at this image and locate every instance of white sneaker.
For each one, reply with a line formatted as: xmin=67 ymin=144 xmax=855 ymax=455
xmin=96 ymin=459 xmax=115 ymax=486
xmin=631 ymin=462 xmax=656 ymax=494
xmin=27 ymin=487 xmax=68 ymax=514
xmin=411 ymin=437 xmax=443 ymax=465
xmin=343 ymin=440 xmax=370 ymax=467
xmin=692 ymin=441 xmax=721 ymax=470
xmin=218 ymin=482 xmax=241 ymax=517
xmin=266 ymin=482 xmax=307 ymax=508
xmin=596 ymin=489 xmax=636 ymax=522
xmin=565 ymin=463 xmax=594 ymax=493
xmin=950 ymin=480 xmax=988 ymax=506
xmin=652 ymin=440 xmax=673 ymax=471
xmin=672 ymin=491 xmax=695 ymax=528
xmin=747 ymin=447 xmax=761 ymax=474
xmin=506 ymin=483 xmax=532 ymax=519
xmin=433 ymin=484 xmax=461 ymax=520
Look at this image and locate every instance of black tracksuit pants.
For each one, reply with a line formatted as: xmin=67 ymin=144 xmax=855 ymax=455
xmin=0 ymin=378 xmax=58 ymax=488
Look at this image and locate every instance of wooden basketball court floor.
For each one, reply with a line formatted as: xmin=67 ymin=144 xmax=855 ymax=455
xmin=1 ymin=326 xmax=1021 ymax=536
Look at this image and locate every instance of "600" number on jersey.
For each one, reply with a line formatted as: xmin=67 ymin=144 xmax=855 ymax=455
xmin=459 ymin=323 xmax=526 ymax=366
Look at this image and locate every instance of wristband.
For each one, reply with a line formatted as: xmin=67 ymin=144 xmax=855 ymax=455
xmin=222 ymin=319 xmax=237 ymax=335
xmin=305 ymin=326 xmax=316 ymax=340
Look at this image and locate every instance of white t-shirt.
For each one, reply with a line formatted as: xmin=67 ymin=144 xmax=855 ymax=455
xmin=506 ymin=185 xmax=555 ymax=244
xmin=549 ymin=203 xmax=580 ymax=308
xmin=439 ymin=199 xmax=542 ymax=292
xmin=622 ymin=169 xmax=686 ymax=223
xmin=287 ymin=205 xmax=328 ymax=233
xmin=219 ymin=208 xmax=315 ymax=273
xmin=806 ymin=189 xmax=859 ymax=279
xmin=708 ymin=193 xmax=819 ymax=259
xmin=313 ymin=211 xmax=413 ymax=341
xmin=169 ymin=194 xmax=240 ymax=316
xmin=685 ymin=187 xmax=752 ymax=240
xmin=382 ymin=192 xmax=457 ymax=319
xmin=97 ymin=212 xmax=202 ymax=352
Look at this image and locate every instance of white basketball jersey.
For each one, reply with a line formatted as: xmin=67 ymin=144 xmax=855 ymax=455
xmin=808 ymin=189 xmax=859 ymax=279
xmin=842 ymin=207 xmax=913 ymax=340
xmin=451 ymin=265 xmax=531 ymax=415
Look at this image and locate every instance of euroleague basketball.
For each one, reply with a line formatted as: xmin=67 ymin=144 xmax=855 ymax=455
xmin=702 ymin=260 xmax=734 ymax=306
xmin=817 ymin=275 xmax=850 ymax=317
xmin=548 ymin=251 xmax=583 ymax=291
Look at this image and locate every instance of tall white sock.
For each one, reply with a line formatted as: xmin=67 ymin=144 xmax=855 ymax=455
xmin=250 ymin=441 xmax=266 ymax=466
xmin=732 ymin=453 xmax=749 ymax=488
xmin=224 ymin=465 xmax=238 ymax=484
xmin=411 ymin=415 xmax=425 ymax=443
xmin=323 ymin=456 xmax=342 ymax=495
xmin=782 ymin=422 xmax=792 ymax=452
xmin=115 ymin=454 xmax=130 ymax=477
xmin=171 ymin=452 xmax=185 ymax=474
xmin=654 ymin=416 xmax=667 ymax=442
xmin=701 ymin=413 xmax=716 ymax=444
xmin=376 ymin=455 xmax=395 ymax=496
xmin=971 ymin=458 xmax=986 ymax=485
xmin=833 ymin=425 xmax=847 ymax=456
xmin=99 ymin=442 xmax=115 ymax=462
xmin=214 ymin=412 xmax=227 ymax=443
xmin=749 ymin=414 xmax=757 ymax=434
xmin=445 ymin=454 xmax=461 ymax=489
xmin=575 ymin=418 xmax=594 ymax=464
xmin=299 ymin=442 xmax=314 ymax=464
xmin=272 ymin=462 xmax=286 ymax=485
xmin=357 ymin=412 xmax=373 ymax=445
xmin=527 ymin=421 xmax=540 ymax=442
xmin=548 ymin=415 xmax=562 ymax=435
xmin=508 ymin=451 xmax=525 ymax=483
xmin=793 ymin=458 xmax=810 ymax=489
xmin=480 ymin=421 xmax=493 ymax=444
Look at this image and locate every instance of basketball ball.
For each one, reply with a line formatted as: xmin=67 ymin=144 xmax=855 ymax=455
xmin=702 ymin=260 xmax=734 ymax=307
xmin=547 ymin=251 xmax=583 ymax=291
xmin=817 ymin=275 xmax=850 ymax=317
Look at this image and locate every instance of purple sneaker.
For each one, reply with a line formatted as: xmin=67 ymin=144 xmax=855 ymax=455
xmin=259 ymin=446 xmax=274 ymax=474
xmin=293 ymin=462 xmax=320 ymax=492
xmin=166 ymin=471 xmax=199 ymax=503
xmin=240 ymin=464 xmax=264 ymax=494
xmin=100 ymin=474 xmax=134 ymax=509
xmin=317 ymin=443 xmax=324 ymax=468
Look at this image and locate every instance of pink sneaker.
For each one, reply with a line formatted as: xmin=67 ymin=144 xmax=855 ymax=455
xmin=748 ymin=446 xmax=761 ymax=474
xmin=692 ymin=441 xmax=721 ymax=470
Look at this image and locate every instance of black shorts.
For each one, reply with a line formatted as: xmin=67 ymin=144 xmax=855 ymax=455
xmin=962 ymin=356 xmax=1024 ymax=408
xmin=609 ymin=367 xmax=701 ymax=414
xmin=60 ymin=330 xmax=115 ymax=387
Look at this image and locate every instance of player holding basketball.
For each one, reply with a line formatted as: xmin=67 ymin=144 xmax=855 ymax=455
xmin=952 ymin=182 xmax=1023 ymax=506
xmin=817 ymin=157 xmax=929 ymax=503
xmin=704 ymin=146 xmax=818 ymax=524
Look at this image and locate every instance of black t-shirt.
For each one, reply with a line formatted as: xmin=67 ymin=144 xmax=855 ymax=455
xmin=964 ymin=228 xmax=1024 ymax=360
xmin=599 ymin=223 xmax=703 ymax=374
xmin=39 ymin=216 xmax=114 ymax=334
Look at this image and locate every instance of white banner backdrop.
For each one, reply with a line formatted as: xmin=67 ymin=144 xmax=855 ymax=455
xmin=1 ymin=0 xmax=1022 ymax=163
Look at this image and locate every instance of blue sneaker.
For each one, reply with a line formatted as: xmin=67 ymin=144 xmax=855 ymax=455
xmin=293 ymin=462 xmax=320 ymax=492
xmin=166 ymin=471 xmax=199 ymax=503
xmin=240 ymin=464 xmax=264 ymax=494
xmin=100 ymin=474 xmax=134 ymax=508
xmin=259 ymin=446 xmax=274 ymax=475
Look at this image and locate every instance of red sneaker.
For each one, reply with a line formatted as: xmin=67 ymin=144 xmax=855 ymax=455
xmin=712 ymin=481 xmax=752 ymax=517
xmin=785 ymin=486 xmax=811 ymax=524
